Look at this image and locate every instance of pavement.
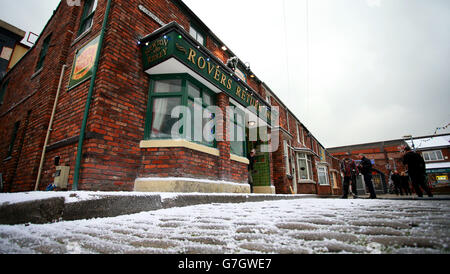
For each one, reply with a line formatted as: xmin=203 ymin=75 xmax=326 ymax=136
xmin=0 ymin=195 xmax=449 ymax=254
xmin=0 ymin=191 xmax=449 ymax=225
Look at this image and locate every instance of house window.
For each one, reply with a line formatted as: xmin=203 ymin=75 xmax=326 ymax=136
xmin=0 ymin=78 xmax=9 ymax=105
xmin=35 ymin=34 xmax=52 ymax=72
xmin=317 ymin=165 xmax=329 ymax=185
xmin=189 ymin=25 xmax=205 ymax=46
xmin=78 ymin=0 xmax=97 ymax=35
xmin=284 ymin=140 xmax=291 ymax=175
xmin=330 ymin=172 xmax=336 ymax=188
xmin=286 ymin=112 xmax=290 ymax=131
xmin=297 ymin=153 xmax=313 ymax=180
xmin=296 ymin=123 xmax=300 ymax=144
xmin=6 ymin=121 xmax=20 ymax=158
xmin=145 ymin=74 xmax=216 ymax=147
xmin=422 ymin=150 xmax=444 ymax=162
xmin=230 ymin=103 xmax=246 ymax=157
xmin=300 ymin=126 xmax=305 ymax=145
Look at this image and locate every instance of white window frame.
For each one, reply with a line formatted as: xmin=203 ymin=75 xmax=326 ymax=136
xmin=189 ymin=25 xmax=205 ymax=45
xmin=297 ymin=153 xmax=312 ymax=181
xmin=317 ymin=165 xmax=329 ymax=185
xmin=296 ymin=123 xmax=300 ymax=144
xmin=422 ymin=150 xmax=444 ymax=162
xmin=300 ymin=126 xmax=305 ymax=145
xmin=284 ymin=140 xmax=291 ymax=175
xmin=286 ymin=112 xmax=290 ymax=131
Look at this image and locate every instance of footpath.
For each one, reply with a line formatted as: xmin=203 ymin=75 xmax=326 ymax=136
xmin=0 ymin=191 xmax=449 ymax=225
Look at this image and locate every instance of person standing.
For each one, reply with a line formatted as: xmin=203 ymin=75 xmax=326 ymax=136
xmin=247 ymin=149 xmax=256 ymax=193
xmin=390 ymin=170 xmax=403 ymax=196
xmin=340 ymin=156 xmax=359 ymax=199
xmin=400 ymin=171 xmax=412 ymax=195
xmin=358 ymin=154 xmax=377 ymax=199
xmin=402 ymin=146 xmax=433 ymax=197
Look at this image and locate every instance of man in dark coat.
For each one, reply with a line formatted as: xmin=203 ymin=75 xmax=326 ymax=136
xmin=402 ymin=146 xmax=433 ymax=197
xmin=358 ymin=154 xmax=377 ymax=199
xmin=340 ymin=156 xmax=359 ymax=198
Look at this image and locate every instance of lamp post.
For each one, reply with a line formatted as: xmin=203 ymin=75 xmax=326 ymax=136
xmin=403 ymin=135 xmax=416 ymax=152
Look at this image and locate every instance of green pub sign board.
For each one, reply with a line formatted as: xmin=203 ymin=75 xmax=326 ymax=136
xmin=141 ymin=30 xmax=273 ymax=125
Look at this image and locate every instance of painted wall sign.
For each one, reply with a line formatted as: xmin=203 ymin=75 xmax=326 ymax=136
xmin=141 ymin=29 xmax=273 ymax=124
xmin=68 ymin=35 xmax=100 ymax=89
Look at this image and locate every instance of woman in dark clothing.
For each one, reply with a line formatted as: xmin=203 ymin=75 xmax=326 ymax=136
xmin=391 ymin=170 xmax=403 ymax=195
xmin=400 ymin=171 xmax=412 ymax=195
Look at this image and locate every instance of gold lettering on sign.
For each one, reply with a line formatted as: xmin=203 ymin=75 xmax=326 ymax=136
xmin=214 ymin=69 xmax=221 ymax=81
xmin=198 ymin=56 xmax=206 ymax=69
xmin=188 ymin=48 xmax=197 ymax=65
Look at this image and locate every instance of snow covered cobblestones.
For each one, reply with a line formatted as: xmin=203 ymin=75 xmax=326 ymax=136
xmin=0 ymin=198 xmax=449 ymax=254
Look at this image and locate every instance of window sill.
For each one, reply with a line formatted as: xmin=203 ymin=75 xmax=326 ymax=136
xmin=230 ymin=154 xmax=249 ymax=165
xmin=298 ymin=179 xmax=316 ymax=184
xmin=71 ymin=27 xmax=92 ymax=47
xmin=140 ymin=139 xmax=220 ymax=157
xmin=3 ymin=156 xmax=12 ymax=162
xmin=31 ymin=68 xmax=43 ymax=80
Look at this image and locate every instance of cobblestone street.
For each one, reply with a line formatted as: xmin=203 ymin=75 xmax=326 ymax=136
xmin=1 ymin=198 xmax=449 ymax=254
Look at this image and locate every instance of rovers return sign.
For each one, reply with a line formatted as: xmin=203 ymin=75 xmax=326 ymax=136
xmin=141 ymin=29 xmax=273 ymax=125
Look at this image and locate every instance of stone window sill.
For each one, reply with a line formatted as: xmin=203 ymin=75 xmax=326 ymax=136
xmin=140 ymin=139 xmax=220 ymax=157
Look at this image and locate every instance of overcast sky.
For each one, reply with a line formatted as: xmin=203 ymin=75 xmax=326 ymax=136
xmin=1 ymin=0 xmax=449 ymax=148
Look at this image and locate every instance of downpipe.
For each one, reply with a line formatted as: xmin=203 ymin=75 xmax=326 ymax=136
xmin=34 ymin=64 xmax=67 ymax=191
xmin=72 ymin=0 xmax=112 ymax=190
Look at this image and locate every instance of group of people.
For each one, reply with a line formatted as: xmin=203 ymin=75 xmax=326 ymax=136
xmin=340 ymin=145 xmax=433 ymax=199
xmin=390 ymin=170 xmax=412 ymax=196
xmin=340 ymin=154 xmax=377 ymax=199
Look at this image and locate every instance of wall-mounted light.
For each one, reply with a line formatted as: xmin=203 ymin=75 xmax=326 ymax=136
xmin=221 ymin=45 xmax=227 ymax=51
xmin=248 ymin=121 xmax=256 ymax=127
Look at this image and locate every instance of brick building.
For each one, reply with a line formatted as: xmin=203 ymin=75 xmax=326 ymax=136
xmin=0 ymin=19 xmax=30 ymax=80
xmin=0 ymin=0 xmax=341 ymax=195
xmin=329 ymin=133 xmax=450 ymax=195
xmin=405 ymin=134 xmax=450 ymax=194
xmin=328 ymin=139 xmax=407 ymax=195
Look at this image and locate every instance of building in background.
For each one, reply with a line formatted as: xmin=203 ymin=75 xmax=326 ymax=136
xmin=328 ymin=139 xmax=407 ymax=195
xmin=405 ymin=134 xmax=450 ymax=194
xmin=329 ymin=133 xmax=450 ymax=195
xmin=0 ymin=0 xmax=341 ymax=195
xmin=0 ymin=19 xmax=30 ymax=80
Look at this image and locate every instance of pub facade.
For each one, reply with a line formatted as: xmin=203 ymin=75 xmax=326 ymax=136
xmin=0 ymin=0 xmax=342 ymax=195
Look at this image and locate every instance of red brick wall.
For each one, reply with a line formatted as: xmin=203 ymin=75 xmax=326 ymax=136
xmin=0 ymin=0 xmax=333 ymax=193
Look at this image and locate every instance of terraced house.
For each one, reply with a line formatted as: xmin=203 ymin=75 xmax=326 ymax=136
xmin=0 ymin=0 xmax=342 ymax=195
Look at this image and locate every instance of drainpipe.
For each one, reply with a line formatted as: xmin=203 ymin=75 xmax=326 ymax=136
xmin=72 ymin=0 xmax=112 ymax=191
xmin=34 ymin=64 xmax=67 ymax=191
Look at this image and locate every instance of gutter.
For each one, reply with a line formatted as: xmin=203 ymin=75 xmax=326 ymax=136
xmin=72 ymin=0 xmax=112 ymax=191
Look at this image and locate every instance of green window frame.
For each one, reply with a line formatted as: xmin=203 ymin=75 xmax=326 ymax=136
xmin=145 ymin=74 xmax=217 ymax=148
xmin=229 ymin=102 xmax=247 ymax=157
xmin=78 ymin=0 xmax=97 ymax=36
xmin=35 ymin=34 xmax=52 ymax=72
xmin=7 ymin=121 xmax=20 ymax=158
xmin=0 ymin=78 xmax=9 ymax=105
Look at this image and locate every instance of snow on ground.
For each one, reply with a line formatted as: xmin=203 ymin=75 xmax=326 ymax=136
xmin=0 ymin=191 xmax=283 ymax=205
xmin=0 ymin=198 xmax=449 ymax=254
